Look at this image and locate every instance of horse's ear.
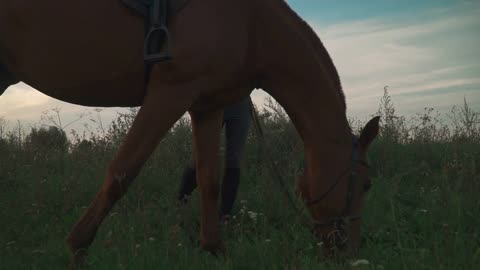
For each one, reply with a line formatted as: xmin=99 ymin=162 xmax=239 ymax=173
xmin=358 ymin=116 xmax=380 ymax=152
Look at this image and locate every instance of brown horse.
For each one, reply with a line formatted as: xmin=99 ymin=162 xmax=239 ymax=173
xmin=0 ymin=0 xmax=379 ymax=265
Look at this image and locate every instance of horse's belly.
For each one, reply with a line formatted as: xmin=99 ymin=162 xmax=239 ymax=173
xmin=35 ymin=70 xmax=147 ymax=107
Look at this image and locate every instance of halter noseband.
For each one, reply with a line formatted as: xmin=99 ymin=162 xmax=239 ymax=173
xmin=306 ymin=137 xmax=369 ymax=247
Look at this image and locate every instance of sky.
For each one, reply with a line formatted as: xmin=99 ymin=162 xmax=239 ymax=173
xmin=1 ymin=0 xmax=479 ymax=132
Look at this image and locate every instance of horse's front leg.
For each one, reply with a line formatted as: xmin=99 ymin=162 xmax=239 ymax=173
xmin=190 ymin=109 xmax=224 ymax=253
xmin=66 ymin=72 xmax=194 ymax=267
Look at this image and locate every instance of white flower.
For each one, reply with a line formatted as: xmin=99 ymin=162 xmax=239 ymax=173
xmin=247 ymin=211 xmax=258 ymax=220
xmin=350 ymin=259 xmax=370 ymax=267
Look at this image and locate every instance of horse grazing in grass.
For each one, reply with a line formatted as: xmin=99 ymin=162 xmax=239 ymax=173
xmin=0 ymin=0 xmax=380 ymax=266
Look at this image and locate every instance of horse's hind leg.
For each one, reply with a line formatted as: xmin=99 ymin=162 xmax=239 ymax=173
xmin=189 ymin=109 xmax=224 ymax=253
xmin=66 ymin=75 xmax=194 ymax=266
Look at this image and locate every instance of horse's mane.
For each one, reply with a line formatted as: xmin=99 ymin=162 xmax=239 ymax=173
xmin=277 ymin=0 xmax=347 ymax=112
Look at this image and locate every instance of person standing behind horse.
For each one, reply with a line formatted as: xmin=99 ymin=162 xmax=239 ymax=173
xmin=178 ymin=97 xmax=252 ymax=219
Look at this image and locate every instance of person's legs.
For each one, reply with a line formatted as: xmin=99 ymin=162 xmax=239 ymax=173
xmin=177 ymin=166 xmax=196 ymax=203
xmin=220 ymin=97 xmax=252 ymax=217
xmin=177 ymin=97 xmax=252 ymax=216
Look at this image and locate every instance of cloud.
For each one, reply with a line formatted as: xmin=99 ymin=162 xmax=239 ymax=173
xmin=1 ymin=4 xmax=479 ymax=131
xmin=311 ymin=5 xmax=480 ymax=118
xmin=0 ymin=83 xmax=124 ymax=132
xmin=0 ymin=83 xmax=49 ymax=108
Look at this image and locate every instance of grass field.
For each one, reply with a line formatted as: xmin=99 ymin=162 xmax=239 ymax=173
xmin=1 ymin=92 xmax=479 ymax=269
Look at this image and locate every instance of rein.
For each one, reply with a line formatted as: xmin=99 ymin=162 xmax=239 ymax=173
xmin=308 ymin=157 xmax=369 ymax=225
xmin=249 ymin=103 xmax=368 ymax=246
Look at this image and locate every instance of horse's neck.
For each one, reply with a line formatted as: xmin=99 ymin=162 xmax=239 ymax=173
xmin=272 ymin=0 xmax=346 ymax=113
xmin=254 ymin=0 xmax=354 ymax=181
xmin=255 ymin=0 xmax=352 ymax=147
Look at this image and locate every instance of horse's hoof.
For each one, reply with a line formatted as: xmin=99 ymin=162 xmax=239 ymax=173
xmin=201 ymin=241 xmax=226 ymax=257
xmin=220 ymin=214 xmax=232 ymax=225
xmin=67 ymin=248 xmax=88 ymax=270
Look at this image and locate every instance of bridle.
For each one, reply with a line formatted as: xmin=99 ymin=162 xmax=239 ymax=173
xmin=250 ymin=104 xmax=370 ymax=249
xmin=306 ymin=138 xmax=370 ymax=248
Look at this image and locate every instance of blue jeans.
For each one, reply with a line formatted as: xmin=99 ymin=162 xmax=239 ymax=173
xmin=222 ymin=97 xmax=252 ymax=168
xmin=179 ymin=97 xmax=252 ymax=211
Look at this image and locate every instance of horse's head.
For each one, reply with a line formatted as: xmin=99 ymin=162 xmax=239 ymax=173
xmin=0 ymin=63 xmax=18 ymax=95
xmin=296 ymin=116 xmax=380 ymax=255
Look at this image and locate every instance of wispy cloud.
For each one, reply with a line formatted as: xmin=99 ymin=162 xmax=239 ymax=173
xmin=311 ymin=4 xmax=480 ymax=118
xmin=0 ymin=83 xmax=121 ymax=130
xmin=1 ymin=3 xmax=479 ymax=131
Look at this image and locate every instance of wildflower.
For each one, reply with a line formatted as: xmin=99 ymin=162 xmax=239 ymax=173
xmin=350 ymin=259 xmax=369 ymax=267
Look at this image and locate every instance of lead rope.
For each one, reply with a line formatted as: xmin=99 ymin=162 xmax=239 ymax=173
xmin=249 ymin=101 xmax=361 ymax=238
xmin=249 ymin=101 xmax=314 ymax=228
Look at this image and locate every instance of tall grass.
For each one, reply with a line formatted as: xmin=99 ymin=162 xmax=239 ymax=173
xmin=0 ymin=89 xmax=478 ymax=269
